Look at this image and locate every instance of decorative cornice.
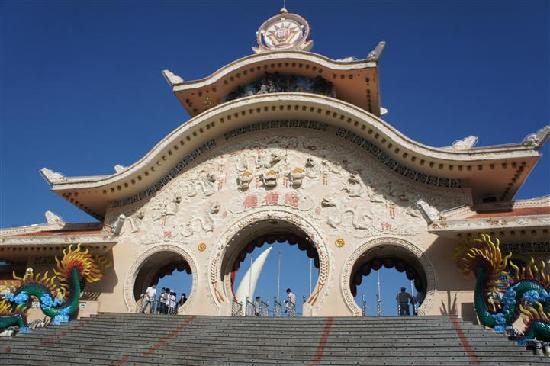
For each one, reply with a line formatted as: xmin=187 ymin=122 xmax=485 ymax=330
xmin=0 ymin=235 xmax=115 ymax=247
xmin=437 ymin=196 xmax=550 ymax=221
xmin=51 ymin=94 xmax=541 ymax=187
xmin=44 ymin=93 xmax=543 ymax=217
xmin=429 ymin=214 xmax=550 ymax=233
xmin=0 ymin=223 xmax=59 ymax=237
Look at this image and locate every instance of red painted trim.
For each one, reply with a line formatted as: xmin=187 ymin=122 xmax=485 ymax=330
xmin=112 ymin=315 xmax=196 ymax=365
xmin=307 ymin=317 xmax=334 ymax=366
xmin=449 ymin=316 xmax=480 ymax=366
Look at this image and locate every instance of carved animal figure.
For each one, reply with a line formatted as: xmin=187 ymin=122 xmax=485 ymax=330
xmin=451 ymin=136 xmax=478 ymax=150
xmin=454 ymin=234 xmax=550 ymax=342
xmin=181 ymin=202 xmax=219 ymax=237
xmin=0 ymin=245 xmax=107 ymax=333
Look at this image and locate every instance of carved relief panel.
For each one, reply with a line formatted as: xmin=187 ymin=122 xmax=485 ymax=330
xmin=105 ymin=124 xmax=470 ymax=248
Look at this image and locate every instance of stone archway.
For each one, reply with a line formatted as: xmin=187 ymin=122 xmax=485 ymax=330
xmin=341 ymin=237 xmax=437 ymax=316
xmin=209 ymin=207 xmax=330 ymax=316
xmin=124 ymin=244 xmax=198 ymax=313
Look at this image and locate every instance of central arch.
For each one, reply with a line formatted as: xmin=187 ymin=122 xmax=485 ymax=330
xmin=210 ymin=208 xmax=330 ymax=316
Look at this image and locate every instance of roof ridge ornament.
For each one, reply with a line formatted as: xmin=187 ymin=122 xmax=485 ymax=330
xmin=253 ymin=8 xmax=313 ymax=53
xmin=40 ymin=168 xmax=65 ymax=186
xmin=162 ymin=69 xmax=184 ymax=86
xmin=45 ymin=210 xmax=65 ymax=226
xmin=366 ymin=41 xmax=386 ymax=62
xmin=522 ymin=125 xmax=550 ymax=148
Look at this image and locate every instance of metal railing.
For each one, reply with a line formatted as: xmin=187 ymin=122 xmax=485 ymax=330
xmin=226 ymin=295 xmax=305 ymax=317
xmin=245 ymin=297 xmax=255 ymax=316
xmin=361 ymin=295 xmax=367 ymax=316
xmin=259 ymin=300 xmax=269 ymax=316
xmin=232 ymin=299 xmax=244 ymax=316
xmin=273 ymin=297 xmax=283 ymax=317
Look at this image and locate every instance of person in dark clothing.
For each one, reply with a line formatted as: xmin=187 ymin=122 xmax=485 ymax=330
xmin=396 ymin=287 xmax=412 ymax=316
xmin=178 ymin=293 xmax=187 ymax=307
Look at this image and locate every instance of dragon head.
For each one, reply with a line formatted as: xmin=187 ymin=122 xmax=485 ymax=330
xmin=454 ymin=234 xmax=512 ymax=310
xmin=53 ymin=244 xmax=105 ymax=286
xmin=12 ymin=269 xmax=58 ymax=296
xmin=454 ymin=234 xmax=511 ymax=276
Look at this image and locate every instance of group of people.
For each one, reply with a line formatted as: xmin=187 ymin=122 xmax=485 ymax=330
xmin=141 ymin=284 xmax=187 ymax=315
xmin=143 ymin=285 xmax=417 ymax=317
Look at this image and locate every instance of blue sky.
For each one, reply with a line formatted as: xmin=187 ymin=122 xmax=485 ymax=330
xmin=1 ymin=1 xmax=549 ymax=315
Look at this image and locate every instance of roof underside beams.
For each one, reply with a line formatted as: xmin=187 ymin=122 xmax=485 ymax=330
xmin=44 ymin=94 xmax=542 ymax=218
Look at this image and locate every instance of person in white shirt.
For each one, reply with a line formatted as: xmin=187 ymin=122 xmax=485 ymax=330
xmin=285 ymin=288 xmax=296 ymax=317
xmin=169 ymin=291 xmax=177 ymax=315
xmin=141 ymin=284 xmax=156 ymax=313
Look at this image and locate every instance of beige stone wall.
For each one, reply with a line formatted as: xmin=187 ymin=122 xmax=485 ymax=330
xmin=96 ymin=124 xmax=476 ymax=317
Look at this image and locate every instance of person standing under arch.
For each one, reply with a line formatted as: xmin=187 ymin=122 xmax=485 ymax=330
xmin=141 ymin=284 xmax=156 ymax=314
xmin=396 ymin=287 xmax=412 ymax=316
xmin=285 ymin=288 xmax=296 ymax=317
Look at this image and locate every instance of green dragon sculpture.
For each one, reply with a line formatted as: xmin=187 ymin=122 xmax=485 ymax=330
xmin=0 ymin=244 xmax=106 ymax=333
xmin=455 ymin=234 xmax=550 ymax=342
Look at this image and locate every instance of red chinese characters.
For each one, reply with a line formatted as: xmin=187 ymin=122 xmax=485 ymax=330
xmin=284 ymin=192 xmax=299 ymax=208
xmin=264 ymin=192 xmax=279 ymax=206
xmin=243 ymin=195 xmax=258 ymax=209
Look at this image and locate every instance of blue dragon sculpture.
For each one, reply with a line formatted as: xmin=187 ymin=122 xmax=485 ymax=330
xmin=454 ymin=234 xmax=550 ymax=342
xmin=0 ymin=244 xmax=107 ymax=333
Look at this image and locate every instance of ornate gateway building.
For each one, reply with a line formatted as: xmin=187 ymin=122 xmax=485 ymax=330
xmin=1 ymin=8 xmax=549 ymax=320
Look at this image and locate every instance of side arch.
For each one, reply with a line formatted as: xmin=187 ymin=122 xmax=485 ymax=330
xmin=123 ymin=244 xmax=198 ymax=313
xmin=341 ymin=237 xmax=437 ymax=316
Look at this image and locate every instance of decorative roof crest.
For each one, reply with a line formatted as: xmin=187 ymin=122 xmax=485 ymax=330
xmin=40 ymin=168 xmax=65 ymax=186
xmin=253 ymin=8 xmax=313 ymax=53
xmin=45 ymin=210 xmax=65 ymax=226
xmin=522 ymin=125 xmax=550 ymax=148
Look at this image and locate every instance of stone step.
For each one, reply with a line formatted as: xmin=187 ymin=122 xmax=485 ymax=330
xmin=1 ymin=314 xmax=546 ymax=365
xmin=3 ymin=348 xmax=544 ymax=364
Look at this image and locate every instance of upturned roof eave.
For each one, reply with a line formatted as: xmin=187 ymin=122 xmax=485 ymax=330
xmin=39 ymin=93 xmax=544 ymax=217
xmin=44 ymin=94 xmax=542 ymax=188
xmin=169 ymin=51 xmax=375 ymax=91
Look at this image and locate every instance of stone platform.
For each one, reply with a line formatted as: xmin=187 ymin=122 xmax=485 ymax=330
xmin=0 ymin=314 xmax=547 ymax=365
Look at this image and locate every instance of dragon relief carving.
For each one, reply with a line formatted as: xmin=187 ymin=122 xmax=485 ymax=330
xmin=184 ymin=168 xmax=222 ymax=197
xmin=107 ymin=133 xmax=468 ymax=245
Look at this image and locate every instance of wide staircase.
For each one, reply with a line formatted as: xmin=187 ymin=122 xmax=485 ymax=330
xmin=1 ymin=313 xmax=548 ymax=365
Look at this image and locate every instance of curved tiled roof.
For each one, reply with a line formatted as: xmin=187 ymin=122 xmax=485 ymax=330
xmin=40 ymin=93 xmax=546 ymax=219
